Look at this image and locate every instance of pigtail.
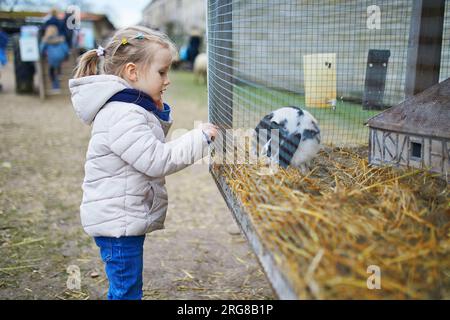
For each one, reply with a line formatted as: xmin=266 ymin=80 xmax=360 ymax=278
xmin=73 ymin=49 xmax=101 ymax=78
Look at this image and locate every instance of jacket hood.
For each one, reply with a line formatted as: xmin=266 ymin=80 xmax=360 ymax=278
xmin=69 ymin=75 xmax=131 ymax=125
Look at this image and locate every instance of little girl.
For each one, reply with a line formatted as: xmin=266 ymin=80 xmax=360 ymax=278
xmin=69 ymin=26 xmax=218 ymax=300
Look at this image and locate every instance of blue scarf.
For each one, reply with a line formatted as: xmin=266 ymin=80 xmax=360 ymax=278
xmin=107 ymin=89 xmax=171 ymax=121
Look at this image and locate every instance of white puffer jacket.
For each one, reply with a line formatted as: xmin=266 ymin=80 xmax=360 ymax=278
xmin=69 ymin=75 xmax=208 ymax=237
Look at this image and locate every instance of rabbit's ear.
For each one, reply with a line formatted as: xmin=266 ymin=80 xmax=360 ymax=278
xmin=278 ymin=132 xmax=302 ymax=168
xmin=266 ymin=121 xmax=288 ymax=158
xmin=255 ymin=112 xmax=274 ymax=147
xmin=255 ymin=113 xmax=274 ymax=131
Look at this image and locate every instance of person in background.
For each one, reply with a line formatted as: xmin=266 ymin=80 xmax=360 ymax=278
xmin=40 ymin=25 xmax=69 ymax=92
xmin=42 ymin=8 xmax=64 ymax=36
xmin=0 ymin=28 xmax=8 ymax=92
xmin=186 ymin=31 xmax=201 ymax=70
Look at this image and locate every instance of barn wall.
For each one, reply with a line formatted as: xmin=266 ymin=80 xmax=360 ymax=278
xmin=369 ymin=128 xmax=450 ymax=177
xmin=231 ymin=1 xmax=450 ymax=107
xmin=142 ymin=0 xmax=206 ymax=41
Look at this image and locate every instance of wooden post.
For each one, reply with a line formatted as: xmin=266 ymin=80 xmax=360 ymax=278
xmin=36 ymin=60 xmax=45 ymax=100
xmin=405 ymin=0 xmax=445 ymax=97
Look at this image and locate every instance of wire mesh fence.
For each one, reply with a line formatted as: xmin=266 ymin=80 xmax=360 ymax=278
xmin=207 ymin=0 xmax=450 ymax=299
xmin=208 ymin=0 xmax=422 ymax=148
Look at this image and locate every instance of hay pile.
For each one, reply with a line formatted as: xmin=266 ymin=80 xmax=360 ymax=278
xmin=212 ymin=147 xmax=449 ymax=299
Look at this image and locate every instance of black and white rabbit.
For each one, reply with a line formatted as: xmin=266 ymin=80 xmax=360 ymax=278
xmin=253 ymin=106 xmax=321 ymax=173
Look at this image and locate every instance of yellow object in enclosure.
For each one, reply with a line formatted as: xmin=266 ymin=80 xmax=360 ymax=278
xmin=303 ymin=53 xmax=337 ymax=108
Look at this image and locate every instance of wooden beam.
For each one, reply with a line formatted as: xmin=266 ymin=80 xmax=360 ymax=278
xmin=405 ymin=0 xmax=445 ymax=97
xmin=210 ymin=167 xmax=298 ymax=299
xmin=36 ymin=60 xmax=45 ymax=100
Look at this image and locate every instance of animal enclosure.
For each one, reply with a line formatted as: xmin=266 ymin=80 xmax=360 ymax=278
xmin=207 ymin=0 xmax=450 ymax=299
xmin=208 ymin=0 xmax=450 ymax=146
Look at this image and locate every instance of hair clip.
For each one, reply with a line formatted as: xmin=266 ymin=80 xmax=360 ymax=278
xmin=95 ymin=45 xmax=105 ymax=57
xmin=121 ymin=37 xmax=128 ymax=45
xmin=135 ymin=33 xmax=144 ymax=40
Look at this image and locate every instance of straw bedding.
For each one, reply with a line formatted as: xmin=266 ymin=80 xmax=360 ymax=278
xmin=212 ymin=146 xmax=449 ymax=299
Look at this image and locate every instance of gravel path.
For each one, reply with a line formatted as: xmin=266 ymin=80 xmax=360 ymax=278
xmin=0 ymin=63 xmax=274 ymax=299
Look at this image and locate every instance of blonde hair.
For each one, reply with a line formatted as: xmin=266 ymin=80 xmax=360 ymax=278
xmin=73 ymin=26 xmax=178 ymax=79
xmin=43 ymin=25 xmax=58 ymax=40
xmin=42 ymin=25 xmax=65 ymax=44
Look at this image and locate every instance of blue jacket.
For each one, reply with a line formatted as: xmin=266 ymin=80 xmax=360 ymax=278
xmin=40 ymin=38 xmax=69 ymax=67
xmin=0 ymin=48 xmax=6 ymax=66
xmin=0 ymin=31 xmax=8 ymax=66
xmin=0 ymin=31 xmax=8 ymax=48
xmin=43 ymin=16 xmax=64 ymax=36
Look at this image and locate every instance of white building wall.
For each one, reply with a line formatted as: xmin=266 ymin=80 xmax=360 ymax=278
xmin=142 ymin=0 xmax=206 ymax=35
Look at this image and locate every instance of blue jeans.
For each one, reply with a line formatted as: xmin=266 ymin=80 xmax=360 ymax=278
xmin=94 ymin=235 xmax=146 ymax=300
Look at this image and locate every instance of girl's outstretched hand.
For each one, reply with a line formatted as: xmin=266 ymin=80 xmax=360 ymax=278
xmin=200 ymin=123 xmax=219 ymax=142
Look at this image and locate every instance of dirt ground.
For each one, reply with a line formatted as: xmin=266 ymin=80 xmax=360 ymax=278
xmin=0 ymin=62 xmax=275 ymax=300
